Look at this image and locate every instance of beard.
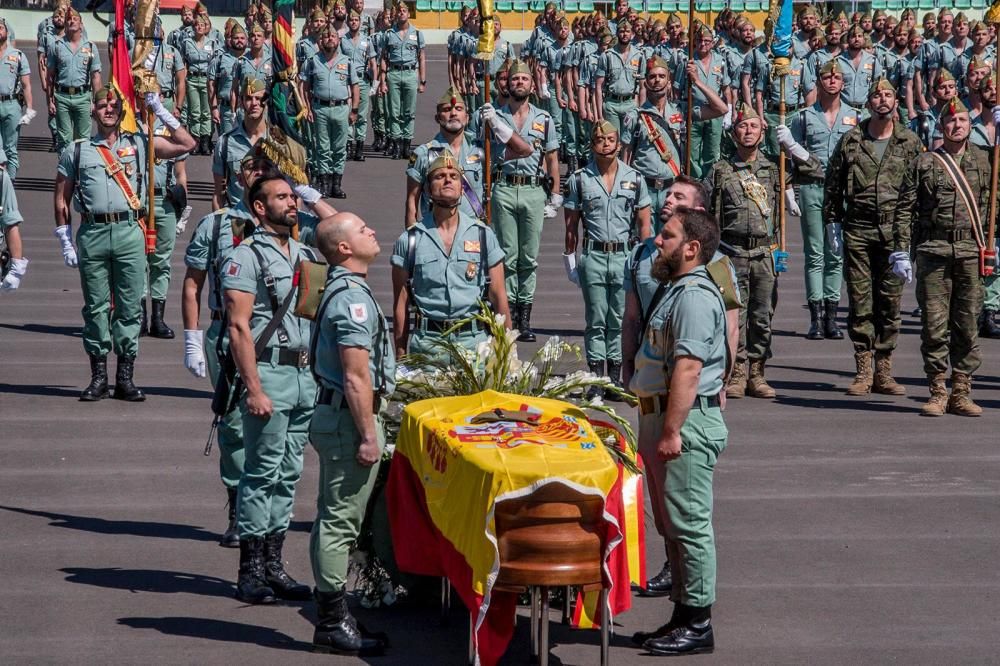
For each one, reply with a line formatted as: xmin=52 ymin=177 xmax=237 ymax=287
xmin=442 ymin=118 xmax=465 ymax=133
xmin=510 ymin=87 xmax=531 ymax=101
xmin=266 ymin=208 xmax=297 ymax=229
xmin=650 ymin=247 xmax=683 ymax=283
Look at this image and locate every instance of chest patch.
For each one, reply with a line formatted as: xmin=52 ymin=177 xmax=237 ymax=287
xmin=532 ymin=121 xmax=545 ymax=133
xmin=464 ymin=240 xmax=481 ymax=252
xmin=117 ymin=146 xmax=136 ymax=157
xmin=465 ymin=262 xmax=478 ymax=280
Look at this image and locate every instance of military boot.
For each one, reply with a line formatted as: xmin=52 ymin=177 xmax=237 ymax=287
xmin=846 ymin=351 xmax=873 ymax=396
xmin=586 ymin=360 xmax=606 ymax=401
xmin=805 ymin=301 xmax=824 ymax=340
xmin=236 ymin=536 xmax=277 ymax=604
xmin=725 ymin=362 xmax=747 ymax=399
xmin=947 ymin=372 xmax=983 ymax=417
xmin=637 ymin=559 xmax=671 ymax=598
xmin=148 ymin=299 xmax=175 ymax=339
xmin=632 ymin=599 xmax=681 ymax=645
xmin=517 ymin=302 xmax=537 ymax=342
xmin=329 ymin=173 xmax=347 ymax=199
xmin=397 ymin=139 xmax=411 ymax=160
xmin=746 ymin=359 xmax=776 ymax=399
xmin=644 ymin=604 xmax=715 ymax=656
xmin=346 ymin=140 xmax=355 ymax=162
xmin=824 ymin=299 xmax=844 ymax=339
xmin=979 ymin=310 xmax=1000 ymax=338
xmin=112 ymin=355 xmax=146 ymax=402
xmin=606 ymin=360 xmax=626 ymax=402
xmin=920 ymin=373 xmax=948 ymax=417
xmin=219 ymin=487 xmax=239 ymax=548
xmin=385 ymin=138 xmax=398 ymax=158
xmin=263 ymin=530 xmax=312 ymax=600
xmin=354 ymin=139 xmax=366 ymax=161
xmin=372 ymin=132 xmax=385 ymax=152
xmin=872 ymin=352 xmax=906 ymax=395
xmin=80 ymin=355 xmax=110 ymax=401
xmin=313 ymin=589 xmax=385 ymax=655
xmin=139 ymin=299 xmax=148 ymax=337
xmin=507 ymin=301 xmax=520 ymax=329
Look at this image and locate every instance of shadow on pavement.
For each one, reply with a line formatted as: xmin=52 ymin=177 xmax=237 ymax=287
xmin=0 ymin=383 xmax=213 ymax=400
xmin=63 ymin=567 xmax=234 ymax=598
xmin=117 ymin=617 xmax=312 ymax=652
xmin=0 ymin=506 xmax=221 ymax=542
xmin=774 ymin=396 xmax=920 ymax=413
xmin=0 ymin=322 xmax=82 ymax=337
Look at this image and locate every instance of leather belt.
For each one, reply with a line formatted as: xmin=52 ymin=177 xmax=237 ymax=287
xmin=645 ymin=176 xmax=674 ymax=189
xmin=83 ymin=211 xmax=145 ymax=224
xmin=388 ymin=63 xmax=417 ymax=71
xmin=499 ymin=174 xmax=545 ymax=187
xmin=187 ymin=72 xmax=208 ymax=79
xmin=56 ymin=85 xmax=91 ymax=95
xmin=259 ymin=347 xmax=311 ymax=368
xmin=721 ymin=233 xmax=774 ymax=250
xmin=929 ymin=228 xmax=972 ymax=242
xmin=418 ymin=317 xmax=481 ymax=334
xmin=0 ymin=94 xmax=17 ymax=102
xmin=316 ymin=386 xmax=381 ymax=411
xmin=638 ymin=393 xmax=721 ymax=416
xmin=312 ymin=97 xmax=349 ymax=107
xmin=161 ymin=90 xmax=174 ymax=99
xmin=585 ymin=239 xmax=627 ymax=253
xmin=606 ymin=92 xmax=634 ymax=102
xmin=767 ymin=103 xmax=803 ymax=114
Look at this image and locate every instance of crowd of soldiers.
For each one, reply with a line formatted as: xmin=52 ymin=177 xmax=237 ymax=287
xmin=3 ymin=0 xmax=1000 ymax=659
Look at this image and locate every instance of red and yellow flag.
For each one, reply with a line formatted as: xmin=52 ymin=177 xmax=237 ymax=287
xmin=111 ymin=0 xmax=138 ymax=132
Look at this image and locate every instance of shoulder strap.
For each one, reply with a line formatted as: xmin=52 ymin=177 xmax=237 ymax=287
xmin=308 ymin=281 xmax=354 ymax=382
xmin=94 ymin=144 xmax=142 ymax=211
xmin=931 ymin=149 xmax=986 ymax=248
xmin=628 ymin=242 xmax=645 ymax=299
xmin=73 ymin=141 xmax=87 ymax=213
xmin=479 ymin=223 xmax=490 ymax=297
xmin=404 ymin=226 xmax=419 ymax=308
xmin=245 ymin=242 xmax=300 ymax=358
xmin=247 ymin=242 xmax=281 ymax=314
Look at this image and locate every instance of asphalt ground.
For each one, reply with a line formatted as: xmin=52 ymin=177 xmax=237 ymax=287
xmin=2 ymin=45 xmax=1000 ymax=665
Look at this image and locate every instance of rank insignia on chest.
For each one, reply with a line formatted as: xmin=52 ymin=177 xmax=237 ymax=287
xmin=631 ymin=59 xmax=640 ymax=67
xmin=337 ymin=62 xmax=348 ymax=70
xmin=350 ymin=302 xmax=369 ymax=323
xmin=621 ymin=180 xmax=636 ymax=190
xmin=844 ymin=116 xmax=857 ymax=126
xmin=712 ymin=65 xmax=722 ymax=73
xmin=791 ymin=69 xmax=800 ymax=76
xmin=467 ymin=153 xmax=480 ymax=163
xmin=124 ymin=163 xmax=135 ymax=177
xmin=117 ymin=146 xmax=136 ymax=157
xmin=6 ymin=55 xmax=18 ymax=63
xmin=408 ymin=34 xmax=418 ymax=41
xmin=466 ymin=262 xmax=479 ymax=280
xmin=225 ymin=261 xmax=241 ymax=277
xmin=532 ymin=121 xmax=545 ymax=133
xmin=464 ymin=240 xmax=481 ymax=252
xmin=863 ymin=62 xmax=873 ymax=70
xmin=669 ymin=112 xmax=683 ymax=124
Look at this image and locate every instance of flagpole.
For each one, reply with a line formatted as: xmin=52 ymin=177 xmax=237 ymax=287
xmin=146 ymin=104 xmax=156 ymax=254
xmin=778 ymin=75 xmax=786 ymax=255
xmin=684 ymin=6 xmax=695 ymax=175
xmin=987 ymin=60 xmax=1000 ymax=272
xmin=483 ymin=71 xmax=492 ymax=225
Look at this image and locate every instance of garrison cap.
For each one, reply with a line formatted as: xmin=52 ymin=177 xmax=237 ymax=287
xmin=923 ymin=12 xmax=936 ymax=23
xmin=65 ymin=6 xmax=81 ymax=20
xmin=847 ymin=24 xmax=865 ymax=38
xmin=249 ymin=21 xmax=265 ymax=35
xmin=696 ymin=23 xmax=713 ymax=41
xmin=243 ymin=77 xmax=267 ymax=96
xmin=309 ymin=6 xmax=327 ymax=20
xmin=427 ymin=151 xmax=464 ymax=176
xmin=980 ymin=75 xmax=996 ymax=92
xmin=938 ymin=7 xmax=953 ymax=18
xmin=824 ymin=20 xmax=839 ymax=35
xmin=892 ymin=21 xmax=907 ymax=36
xmin=230 ymin=22 xmax=247 ymax=37
xmin=544 ymin=1 xmax=557 ymax=10
xmin=732 ymin=102 xmax=759 ymax=126
xmin=646 ymin=55 xmax=670 ymax=73
xmin=195 ymin=13 xmax=210 ymax=27
xmin=508 ymin=59 xmax=531 ymax=77
xmin=936 ymin=68 xmax=956 ymax=84
xmin=955 ymin=11 xmax=969 ymax=24
xmin=436 ymin=86 xmax=464 ymax=108
xmin=194 ymin=1 xmax=207 ymax=14
xmin=873 ymin=9 xmax=887 ymax=20
xmin=259 ymin=3 xmax=272 ymax=18
xmin=900 ymin=8 xmax=915 ymax=20
xmin=599 ymin=31 xmax=615 ymax=46
xmin=799 ymin=5 xmax=818 ymax=19
xmin=349 ymin=9 xmax=361 ymax=19
xmin=941 ymin=97 xmax=969 ymax=118
xmin=224 ymin=17 xmax=238 ymax=35
xmin=666 ymin=13 xmax=682 ymax=27
xmin=968 ymin=55 xmax=990 ymax=73
xmin=970 ymin=20 xmax=987 ymax=33
xmin=92 ymin=84 xmax=122 ymax=104
xmin=592 ymin=120 xmax=618 ymax=139
xmin=867 ymin=77 xmax=896 ymax=98
xmin=819 ymin=59 xmax=842 ymax=76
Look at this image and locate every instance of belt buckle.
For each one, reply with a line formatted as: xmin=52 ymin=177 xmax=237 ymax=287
xmin=298 ymin=350 xmax=309 ymax=368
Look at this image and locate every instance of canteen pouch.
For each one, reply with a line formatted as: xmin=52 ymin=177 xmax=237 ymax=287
xmin=294 ymin=259 xmax=330 ymax=321
xmin=706 ymin=255 xmax=742 ymax=311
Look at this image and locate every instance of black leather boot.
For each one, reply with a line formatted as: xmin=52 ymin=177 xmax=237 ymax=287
xmin=329 ymin=173 xmax=347 ymax=199
xmin=806 ymin=300 xmax=824 ymax=340
xmin=346 ymin=140 xmax=355 ymax=162
xmin=632 ymin=599 xmax=681 ymax=645
xmin=605 ymin=360 xmax=625 ymax=402
xmin=372 ymin=132 xmax=384 ymax=152
xmin=219 ymin=487 xmax=239 ymax=548
xmin=517 ymin=302 xmax=536 ymax=342
xmin=319 ymin=174 xmax=333 ymax=198
xmin=139 ymin=299 xmax=148 ymax=337
xmin=80 ymin=355 xmax=110 ymax=401
xmin=586 ymin=360 xmax=605 ymax=401
xmin=644 ymin=604 xmax=714 ymax=656
xmin=396 ymin=139 xmax=410 ymax=160
xmin=824 ymin=299 xmax=844 ymax=339
xmin=354 ymin=139 xmax=366 ymax=161
xmin=637 ymin=559 xmax=672 ymax=598
xmin=263 ymin=530 xmax=312 ymax=600
xmin=385 ymin=137 xmax=398 ymax=158
xmin=112 ymin=355 xmax=146 ymax=402
xmin=313 ymin=589 xmax=385 ymax=655
xmin=236 ymin=536 xmax=277 ymax=604
xmin=508 ymin=301 xmax=520 ymax=329
xmin=148 ymin=299 xmax=175 ymax=339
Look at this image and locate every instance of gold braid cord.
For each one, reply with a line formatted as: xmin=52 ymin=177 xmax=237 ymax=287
xmin=986 ymin=0 xmax=1000 ymax=25
xmin=132 ymin=0 xmax=160 ymax=94
xmin=772 ymin=56 xmax=791 ymax=78
xmin=475 ymin=0 xmax=495 ymax=58
xmin=763 ymin=0 xmax=781 ymax=51
xmin=260 ymin=128 xmax=309 ymax=185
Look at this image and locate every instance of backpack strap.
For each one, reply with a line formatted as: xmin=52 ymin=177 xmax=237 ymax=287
xmin=479 ymin=223 xmax=490 ymax=298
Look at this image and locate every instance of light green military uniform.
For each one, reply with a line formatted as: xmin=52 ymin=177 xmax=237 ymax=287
xmin=47 ymin=36 xmax=101 ymax=152
xmin=212 ymin=122 xmax=262 ymax=208
xmin=37 ymin=24 xmax=63 ymax=146
xmin=491 ymin=103 xmax=558 ymax=306
xmin=565 ymin=159 xmax=650 ymax=364
xmin=184 ymin=202 xmax=255 ymax=488
xmin=472 ymin=38 xmax=514 ymax=112
xmin=209 ymin=47 xmax=242 ymax=135
xmin=370 ymin=28 xmax=389 ymax=142
xmin=674 ymin=50 xmax=728 ymax=179
xmin=382 ymin=24 xmax=424 ymax=141
xmin=58 ymin=133 xmax=148 ymax=358
xmin=180 ymin=34 xmax=217 ymax=137
xmin=221 ymin=230 xmax=318 ymax=538
xmin=390 ymin=210 xmax=504 ymax=357
xmin=629 ymin=265 xmax=728 ymax=608
xmin=835 ymin=50 xmax=881 ymax=110
xmin=406 ymin=134 xmax=486 ymax=221
xmin=971 ymin=118 xmax=1000 ymax=315
xmin=143 ymin=119 xmax=187 ymax=301
xmin=153 ymin=43 xmax=185 ymax=114
xmin=538 ymin=38 xmax=571 ymax=149
xmin=596 ymin=43 xmax=645 ymax=132
xmin=232 ymin=52 xmax=274 ymax=101
xmin=341 ymin=30 xmax=376 ymax=146
xmin=308 ymin=266 xmax=396 ymax=592
xmin=622 ymin=100 xmax=685 ymax=231
xmin=301 ymin=50 xmax=359 ymax=177
xmin=0 ymin=44 xmax=30 ymax=179
xmin=756 ymin=54 xmax=807 ymax=159
xmin=1 ymin=166 xmax=23 ymax=239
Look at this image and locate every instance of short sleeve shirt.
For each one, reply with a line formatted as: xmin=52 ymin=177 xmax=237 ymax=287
xmin=564 ymin=159 xmax=651 ymax=243
xmin=57 ymin=133 xmax=149 ymax=215
xmin=406 ymin=134 xmax=486 ymax=220
xmin=212 ymin=124 xmax=261 ymax=207
xmin=0 ymin=48 xmax=30 ymax=96
xmin=622 ymin=102 xmax=685 ymax=180
xmin=596 ymin=44 xmax=646 ymax=96
xmin=0 ymin=169 xmax=23 ymax=228
xmin=492 ymin=103 xmax=558 ymax=176
xmin=154 ymin=43 xmax=185 ymax=93
xmin=181 ymin=36 xmax=218 ymax=75
xmin=47 ymin=38 xmax=101 ymax=88
xmin=301 ymin=52 xmax=359 ymax=101
xmin=382 ymin=26 xmax=425 ymax=65
xmin=184 ymin=203 xmax=256 ymax=311
xmin=790 ymin=102 xmax=861 ymax=167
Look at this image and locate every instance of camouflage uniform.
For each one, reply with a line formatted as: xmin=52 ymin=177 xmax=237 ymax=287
xmin=897 ymin=135 xmax=987 ymax=416
xmin=824 ymin=116 xmax=923 ymax=394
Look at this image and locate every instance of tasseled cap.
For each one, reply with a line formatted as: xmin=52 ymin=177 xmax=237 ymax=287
xmin=92 ymin=84 xmax=122 ymax=104
xmin=846 ymin=24 xmax=865 ymax=38
xmin=955 ymin=12 xmax=969 ymax=24
xmin=867 ymin=77 xmax=897 ymax=99
xmin=646 ymin=55 xmax=670 ymax=73
xmin=249 ymin=21 xmax=265 ymax=36
xmin=666 ymin=13 xmax=682 ymax=27
xmin=230 ymin=22 xmax=247 ymax=37
xmin=436 ymin=86 xmax=464 ymax=109
xmin=349 ymin=9 xmax=362 ymax=19
xmin=224 ymin=17 xmax=238 ymax=35
xmin=591 ymin=119 xmax=618 ymax=139
xmin=732 ymin=102 xmax=759 ymax=126
xmin=799 ymin=5 xmax=818 ymax=19
xmin=310 ymin=6 xmax=328 ymax=21
xmin=819 ymin=59 xmax=842 ymax=76
xmin=940 ymin=97 xmax=969 ymax=118
xmin=508 ymin=59 xmax=532 ymax=77
xmin=243 ymin=77 xmax=267 ymax=96
xmin=427 ymin=151 xmax=464 ymax=176
xmin=696 ymin=24 xmax=713 ymax=41
xmin=969 ymin=55 xmax=990 ymax=73
xmin=194 ymin=1 xmax=207 ymax=15
xmin=873 ymin=9 xmax=887 ymax=20
xmin=937 ymin=69 xmax=956 ymax=84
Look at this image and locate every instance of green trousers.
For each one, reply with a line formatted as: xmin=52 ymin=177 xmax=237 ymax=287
xmin=798 ymin=182 xmax=843 ymax=303
xmin=218 ymin=100 xmax=236 ymax=136
xmin=143 ymin=196 xmax=177 ymax=300
xmin=543 ymin=93 xmax=562 ymax=147
xmin=314 ymin=103 xmax=349 ymax=175
xmin=843 ymin=226 xmax=904 ymax=354
xmin=54 ymin=91 xmax=91 ymax=152
xmin=601 ymin=97 xmax=636 ymax=134
xmin=186 ymin=76 xmax=211 ymax=137
xmin=371 ymin=88 xmax=388 ymax=136
xmin=576 ymin=117 xmax=592 ymax=161
xmin=729 ymin=252 xmax=777 ymax=365
xmin=688 ymin=117 xmax=722 ymax=180
xmin=205 ymin=318 xmax=245 ymax=489
xmin=491 ymin=182 xmax=546 ymax=305
xmin=0 ymin=99 xmax=22 ymax=180
xmin=640 ymin=399 xmax=727 ymax=607
xmin=763 ymin=110 xmax=801 ymax=161
xmin=916 ymin=253 xmax=983 ymax=376
xmin=77 ymin=220 xmax=145 ymax=358
xmin=579 ymin=249 xmax=627 ymax=363
xmin=560 ymin=103 xmax=577 ymax=159
xmin=309 ymin=402 xmax=384 ymax=592
xmin=386 ymin=68 xmax=417 ymax=140
xmin=352 ymin=81 xmax=371 ymax=144
xmin=237 ymin=363 xmax=316 ymax=537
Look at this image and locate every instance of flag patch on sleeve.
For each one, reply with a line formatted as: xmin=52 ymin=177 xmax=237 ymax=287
xmin=350 ymin=303 xmax=369 ymax=323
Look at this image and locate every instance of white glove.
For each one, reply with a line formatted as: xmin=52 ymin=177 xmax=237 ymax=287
xmin=54 ymin=225 xmax=78 ymax=267
xmin=146 ymin=91 xmax=180 ymax=130
xmin=826 ymin=223 xmax=843 ymax=255
xmin=368 ymin=85 xmax=377 ymax=97
xmin=176 ymin=205 xmax=193 ymax=234
xmin=992 ymin=104 xmax=1000 ymax=128
xmin=480 ymin=103 xmax=514 ymax=144
xmin=562 ymin=252 xmax=579 ymax=286
xmin=539 ymin=80 xmax=552 ymax=100
xmin=143 ymin=47 xmax=158 ymax=71
xmin=784 ymin=189 xmax=801 ymax=217
xmin=18 ymin=108 xmax=36 ymax=126
xmin=184 ymin=329 xmax=207 ymax=378
xmin=722 ymin=105 xmax=733 ymax=130
xmin=776 ymin=124 xmax=810 ymax=162
xmin=544 ymin=193 xmax=563 ymax=219
xmin=889 ymin=251 xmax=913 ymax=284
xmin=293 ymin=183 xmax=322 ymax=205
xmin=0 ymin=257 xmax=28 ymax=291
